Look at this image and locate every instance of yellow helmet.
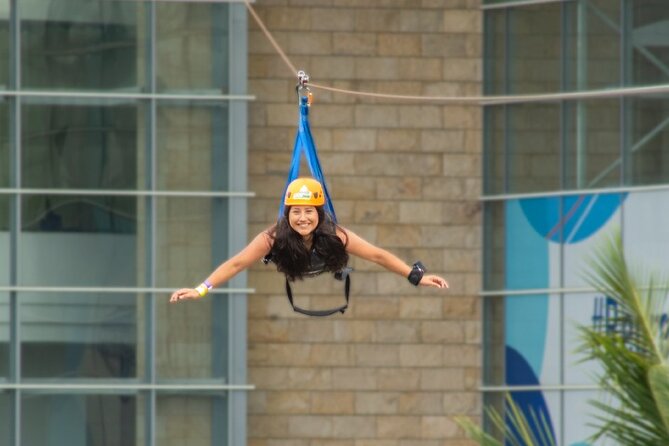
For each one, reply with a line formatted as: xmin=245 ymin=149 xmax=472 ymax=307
xmin=284 ymin=177 xmax=325 ymax=206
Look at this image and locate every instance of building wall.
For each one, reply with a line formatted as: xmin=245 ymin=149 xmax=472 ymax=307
xmin=246 ymin=1 xmax=483 ymax=444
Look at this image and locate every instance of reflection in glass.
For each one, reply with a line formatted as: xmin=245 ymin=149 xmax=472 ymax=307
xmin=562 ymin=192 xmax=623 ymax=289
xmin=631 ymin=2 xmax=669 ymax=87
xmin=565 ymin=100 xmax=620 ymax=190
xmin=508 ymin=4 xmax=561 ymax=94
xmin=22 ymin=393 xmax=140 ymax=446
xmin=0 ymin=100 xmax=8 ymax=188
xmin=21 ymin=99 xmax=139 ymax=190
xmin=0 ymin=196 xmax=8 ymax=286
xmin=622 ymin=189 xmax=669 ymax=271
xmin=483 ymin=201 xmax=504 ymax=291
xmin=565 ymin=0 xmax=620 ymax=91
xmin=156 ymin=2 xmax=229 ymax=94
xmin=483 ymin=106 xmax=505 ymax=195
xmin=155 ymin=202 xmax=228 ymax=380
xmin=156 ymin=101 xmax=229 ymax=191
xmin=563 ymin=391 xmax=601 ymax=445
xmin=157 ymin=394 xmax=225 ymax=446
xmin=20 ymin=0 xmax=141 ymax=91
xmin=483 ymin=296 xmax=504 ymax=386
xmin=20 ymin=292 xmax=138 ymax=379
xmin=629 ymin=98 xmax=669 ymax=185
xmin=508 ymin=103 xmax=560 ymax=193
xmin=0 ymin=2 xmax=7 ymax=89
xmin=0 ymin=293 xmax=7 ymax=377
xmin=563 ymin=293 xmax=604 ymax=386
xmin=484 ymin=10 xmax=506 ymax=96
xmin=0 ymin=392 xmax=8 ymax=446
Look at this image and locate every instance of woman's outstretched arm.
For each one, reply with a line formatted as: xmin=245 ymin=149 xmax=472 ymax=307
xmin=339 ymin=227 xmax=448 ymax=289
xmin=170 ymin=231 xmax=273 ymax=302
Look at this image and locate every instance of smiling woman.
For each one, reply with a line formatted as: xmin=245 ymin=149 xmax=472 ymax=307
xmin=170 ymin=177 xmax=449 ymax=314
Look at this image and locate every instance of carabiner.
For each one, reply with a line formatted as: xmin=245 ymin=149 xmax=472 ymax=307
xmin=296 ymin=70 xmax=313 ymax=106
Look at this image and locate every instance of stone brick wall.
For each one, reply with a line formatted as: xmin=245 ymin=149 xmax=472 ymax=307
xmin=247 ymin=1 xmax=482 ymax=444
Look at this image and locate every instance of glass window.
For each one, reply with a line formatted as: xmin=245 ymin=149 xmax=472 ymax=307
xmin=565 ymin=0 xmax=621 ymax=91
xmin=22 ymin=393 xmax=142 ymax=445
xmin=482 ymin=296 xmax=504 ymax=386
xmin=562 ymin=192 xmax=624 ymax=289
xmin=0 ymin=196 xmax=8 ymax=286
xmin=563 ymin=293 xmax=606 ymax=386
xmin=0 ymin=2 xmax=7 ymax=90
xmin=20 ymin=292 xmax=139 ymax=379
xmin=21 ymin=98 xmax=140 ymax=190
xmin=628 ymin=98 xmax=669 ymax=185
xmin=0 ymin=392 xmax=8 ymax=446
xmin=563 ymin=390 xmax=602 ymax=445
xmin=0 ymin=100 xmax=8 ymax=188
xmin=508 ymin=103 xmax=561 ymax=193
xmin=484 ymin=10 xmax=506 ymax=96
xmin=0 ymin=293 xmax=7 ymax=378
xmin=155 ymin=201 xmax=228 ymax=380
xmin=19 ymin=195 xmax=138 ymax=287
xmin=156 ymin=101 xmax=229 ymax=191
xmin=564 ymin=99 xmax=621 ymax=190
xmin=157 ymin=394 xmax=226 ymax=445
xmin=20 ymin=0 xmax=143 ymax=92
xmin=508 ymin=4 xmax=562 ymax=94
xmin=622 ymin=189 xmax=669 ymax=269
xmin=630 ymin=1 xmax=669 ymax=87
xmin=483 ymin=201 xmax=504 ymax=291
xmin=483 ymin=106 xmax=505 ymax=195
xmin=156 ymin=2 xmax=229 ymax=94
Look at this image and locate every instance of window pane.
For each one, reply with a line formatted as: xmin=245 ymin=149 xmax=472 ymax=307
xmin=156 ymin=2 xmax=229 ymax=94
xmin=19 ymin=195 xmax=139 ymax=287
xmin=565 ymin=0 xmax=621 ymax=91
xmin=20 ymin=292 xmax=139 ymax=379
xmin=564 ymin=293 xmax=604 ymax=386
xmin=0 ymin=3 xmax=7 ymax=89
xmin=508 ymin=103 xmax=560 ymax=193
xmin=562 ymin=192 xmax=624 ymax=289
xmin=564 ymin=390 xmax=602 ymax=445
xmin=482 ymin=296 xmax=504 ymax=386
xmin=508 ymin=4 xmax=561 ymax=94
xmin=0 ymin=392 xmax=8 ymax=446
xmin=20 ymin=0 xmax=143 ymax=91
xmin=156 ymin=101 xmax=229 ymax=191
xmin=630 ymin=1 xmax=669 ymax=87
xmin=0 ymin=100 xmax=8 ymax=188
xmin=483 ymin=106 xmax=505 ymax=195
xmin=157 ymin=394 xmax=226 ymax=446
xmin=0 ymin=196 xmax=8 ymax=286
xmin=21 ymin=98 xmax=141 ymax=190
xmin=628 ymin=97 xmax=669 ymax=185
xmin=22 ymin=393 xmax=142 ymax=446
xmin=0 ymin=293 xmax=7 ymax=378
xmin=156 ymin=198 xmax=229 ymax=380
xmin=483 ymin=201 xmax=504 ymax=291
xmin=622 ymin=189 xmax=669 ymax=268
xmin=565 ymin=99 xmax=620 ymax=190
xmin=484 ymin=10 xmax=506 ymax=96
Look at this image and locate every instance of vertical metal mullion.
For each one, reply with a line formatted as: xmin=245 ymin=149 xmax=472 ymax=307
xmin=226 ymin=4 xmax=248 ymax=446
xmin=8 ymin=0 xmax=20 ymax=445
xmin=620 ymin=0 xmax=631 ymax=186
xmin=144 ymin=2 xmax=157 ymax=446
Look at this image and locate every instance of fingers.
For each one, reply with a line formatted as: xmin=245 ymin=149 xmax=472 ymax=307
xmin=420 ymin=275 xmax=449 ymax=289
xmin=170 ymin=288 xmax=196 ymax=303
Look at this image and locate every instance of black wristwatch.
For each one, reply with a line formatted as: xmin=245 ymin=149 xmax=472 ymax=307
xmin=407 ymin=261 xmax=426 ymax=286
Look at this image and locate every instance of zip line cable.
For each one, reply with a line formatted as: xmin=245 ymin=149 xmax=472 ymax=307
xmin=244 ymin=0 xmax=669 ymax=105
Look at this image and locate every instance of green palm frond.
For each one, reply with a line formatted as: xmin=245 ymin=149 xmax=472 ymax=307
xmin=578 ymin=229 xmax=669 ymax=445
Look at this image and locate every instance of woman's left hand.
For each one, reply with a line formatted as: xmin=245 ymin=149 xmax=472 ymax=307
xmin=419 ymin=275 xmax=449 ymax=289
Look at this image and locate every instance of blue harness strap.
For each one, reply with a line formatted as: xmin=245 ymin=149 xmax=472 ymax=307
xmin=279 ymin=96 xmax=337 ymax=221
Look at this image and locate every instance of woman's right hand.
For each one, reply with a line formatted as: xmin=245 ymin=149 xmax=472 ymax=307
xmin=170 ymin=288 xmax=200 ymax=303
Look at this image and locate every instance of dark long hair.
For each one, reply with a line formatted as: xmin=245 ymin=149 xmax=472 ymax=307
xmin=268 ymin=206 xmax=349 ymax=281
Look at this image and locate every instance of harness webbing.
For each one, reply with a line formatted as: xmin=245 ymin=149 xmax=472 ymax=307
xmin=279 ymin=96 xmax=337 ymax=221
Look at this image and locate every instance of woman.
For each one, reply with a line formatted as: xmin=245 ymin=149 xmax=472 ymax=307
xmin=170 ymin=177 xmax=448 ymax=303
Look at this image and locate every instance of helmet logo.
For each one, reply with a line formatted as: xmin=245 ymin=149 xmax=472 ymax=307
xmin=292 ymin=185 xmax=313 ymax=201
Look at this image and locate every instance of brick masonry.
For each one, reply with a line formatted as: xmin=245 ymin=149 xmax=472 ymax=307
xmin=247 ymin=1 xmax=482 ymax=444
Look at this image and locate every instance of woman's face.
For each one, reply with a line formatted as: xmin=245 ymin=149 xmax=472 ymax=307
xmin=288 ymin=205 xmax=319 ymax=239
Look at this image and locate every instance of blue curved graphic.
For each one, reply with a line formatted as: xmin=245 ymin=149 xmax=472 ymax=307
xmin=519 ymin=193 xmax=626 ymax=244
xmin=506 ymin=346 xmax=557 ymax=445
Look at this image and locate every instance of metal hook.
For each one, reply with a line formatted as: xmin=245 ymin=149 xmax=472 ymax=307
xmin=296 ymin=70 xmax=313 ymax=106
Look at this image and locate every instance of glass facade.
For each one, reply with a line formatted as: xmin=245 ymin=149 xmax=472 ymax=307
xmin=0 ymin=1 xmax=249 ymax=445
xmin=483 ymin=1 xmax=669 ymax=444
